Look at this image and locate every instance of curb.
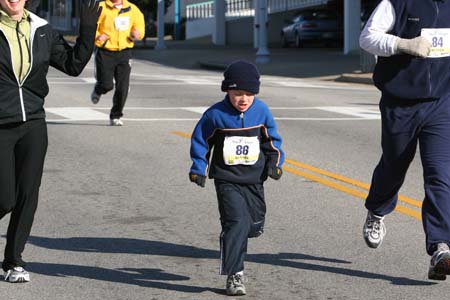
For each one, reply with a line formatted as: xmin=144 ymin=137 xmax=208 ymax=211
xmin=198 ymin=60 xmax=228 ymax=70
xmin=199 ymin=61 xmax=374 ymax=86
xmin=336 ymin=73 xmax=373 ymax=85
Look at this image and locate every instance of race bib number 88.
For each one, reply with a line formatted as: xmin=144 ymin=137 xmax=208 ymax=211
xmin=223 ymin=136 xmax=260 ymax=165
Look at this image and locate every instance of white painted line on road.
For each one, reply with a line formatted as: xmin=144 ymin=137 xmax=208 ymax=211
xmin=47 ymin=118 xmax=200 ymax=122
xmin=319 ymin=106 xmax=380 ymax=119
xmin=44 ymin=106 xmax=380 ymax=122
xmin=275 ymin=81 xmax=373 ymax=91
xmin=47 ymin=80 xmax=193 ymax=86
xmin=46 ymin=107 xmax=109 ymax=120
xmin=275 ymin=117 xmax=376 ymax=121
xmin=81 ymin=78 xmax=96 ymax=84
xmin=45 ymin=75 xmax=375 ymax=91
xmin=182 ymin=107 xmax=208 ymax=114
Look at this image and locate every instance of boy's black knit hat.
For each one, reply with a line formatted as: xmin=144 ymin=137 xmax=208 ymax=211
xmin=221 ymin=60 xmax=260 ymax=94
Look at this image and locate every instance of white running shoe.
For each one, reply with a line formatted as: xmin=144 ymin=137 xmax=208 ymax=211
xmin=4 ymin=266 xmax=30 ymax=283
xmin=429 ymin=243 xmax=450 ymax=280
xmin=91 ymin=89 xmax=101 ymax=104
xmin=363 ymin=211 xmax=386 ymax=248
xmin=110 ymin=118 xmax=124 ymax=126
xmin=226 ymin=272 xmax=246 ymax=296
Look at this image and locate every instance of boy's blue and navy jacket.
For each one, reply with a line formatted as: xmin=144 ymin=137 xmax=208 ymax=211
xmin=190 ymin=96 xmax=284 ymax=184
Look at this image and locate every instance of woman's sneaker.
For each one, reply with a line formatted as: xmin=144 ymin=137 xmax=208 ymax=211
xmin=226 ymin=272 xmax=246 ymax=296
xmin=4 ymin=266 xmax=30 ymax=283
xmin=363 ymin=211 xmax=386 ymax=248
xmin=428 ymin=243 xmax=450 ymax=280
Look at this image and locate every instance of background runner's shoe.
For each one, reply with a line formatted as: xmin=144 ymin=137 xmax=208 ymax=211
xmin=363 ymin=211 xmax=386 ymax=248
xmin=4 ymin=266 xmax=30 ymax=283
xmin=429 ymin=243 xmax=450 ymax=281
xmin=226 ymin=272 xmax=246 ymax=296
xmin=91 ymin=89 xmax=101 ymax=104
xmin=110 ymin=118 xmax=124 ymax=126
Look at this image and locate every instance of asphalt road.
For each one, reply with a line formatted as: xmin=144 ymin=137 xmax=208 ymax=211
xmin=1 ymin=56 xmax=449 ymax=299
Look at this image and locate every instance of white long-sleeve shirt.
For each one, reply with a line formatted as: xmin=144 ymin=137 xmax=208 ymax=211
xmin=359 ymin=0 xmax=400 ymax=57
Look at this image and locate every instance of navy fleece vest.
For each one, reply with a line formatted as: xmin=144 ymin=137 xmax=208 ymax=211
xmin=373 ymin=0 xmax=450 ymax=99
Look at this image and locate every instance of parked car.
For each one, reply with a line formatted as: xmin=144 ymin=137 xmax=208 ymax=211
xmin=280 ymin=9 xmax=343 ymax=48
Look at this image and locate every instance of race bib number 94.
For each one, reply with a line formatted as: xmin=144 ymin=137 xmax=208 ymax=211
xmin=421 ymin=28 xmax=450 ymax=58
xmin=223 ymin=136 xmax=260 ymax=166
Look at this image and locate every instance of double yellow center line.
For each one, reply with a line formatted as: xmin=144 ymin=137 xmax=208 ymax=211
xmin=172 ymin=131 xmax=422 ymax=220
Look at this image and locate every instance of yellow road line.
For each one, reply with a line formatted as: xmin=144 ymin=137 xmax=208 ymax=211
xmin=171 ymin=131 xmax=192 ymax=138
xmin=284 ymin=166 xmax=421 ymax=220
xmin=285 ymin=159 xmax=422 ymax=209
xmin=172 ymin=131 xmax=422 ymax=220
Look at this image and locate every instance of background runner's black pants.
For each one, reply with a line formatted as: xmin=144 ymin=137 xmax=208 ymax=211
xmin=94 ymin=48 xmax=132 ymax=120
xmin=0 ymin=119 xmax=48 ymax=271
xmin=214 ymin=180 xmax=266 ymax=275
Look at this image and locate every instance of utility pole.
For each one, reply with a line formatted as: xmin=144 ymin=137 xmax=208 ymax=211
xmin=213 ymin=0 xmax=226 ymax=45
xmin=256 ymin=0 xmax=270 ymax=63
xmin=174 ymin=0 xmax=181 ymax=40
xmin=344 ymin=0 xmax=360 ymax=54
xmin=155 ymin=0 xmax=166 ymax=50
xmin=253 ymin=0 xmax=259 ymax=49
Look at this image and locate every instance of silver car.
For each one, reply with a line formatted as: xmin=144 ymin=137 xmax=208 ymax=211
xmin=281 ymin=10 xmax=343 ymax=48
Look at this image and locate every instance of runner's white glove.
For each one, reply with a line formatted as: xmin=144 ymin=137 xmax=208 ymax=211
xmin=395 ymin=36 xmax=431 ymax=58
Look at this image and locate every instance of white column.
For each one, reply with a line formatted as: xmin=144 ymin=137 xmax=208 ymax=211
xmin=344 ymin=0 xmax=361 ymax=54
xmin=256 ymin=0 xmax=270 ymax=63
xmin=253 ymin=0 xmax=259 ymax=49
xmin=155 ymin=0 xmax=166 ymax=50
xmin=213 ymin=0 xmax=226 ymax=45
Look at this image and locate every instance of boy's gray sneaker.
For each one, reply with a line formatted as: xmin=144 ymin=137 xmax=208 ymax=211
xmin=428 ymin=243 xmax=450 ymax=280
xmin=91 ymin=89 xmax=101 ymax=104
xmin=4 ymin=266 xmax=30 ymax=283
xmin=226 ymin=272 xmax=246 ymax=296
xmin=363 ymin=211 xmax=386 ymax=248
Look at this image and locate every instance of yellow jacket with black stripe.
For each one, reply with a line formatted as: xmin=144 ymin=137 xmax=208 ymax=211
xmin=95 ymin=0 xmax=145 ymax=51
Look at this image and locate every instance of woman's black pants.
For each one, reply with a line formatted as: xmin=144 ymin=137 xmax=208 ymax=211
xmin=0 ymin=119 xmax=47 ymax=271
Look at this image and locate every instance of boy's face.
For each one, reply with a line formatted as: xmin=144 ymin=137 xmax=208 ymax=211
xmin=227 ymin=89 xmax=255 ymax=112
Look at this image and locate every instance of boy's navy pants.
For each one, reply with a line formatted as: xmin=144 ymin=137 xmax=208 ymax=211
xmin=365 ymin=94 xmax=450 ymax=255
xmin=0 ymin=119 xmax=47 ymax=271
xmin=214 ymin=180 xmax=266 ymax=275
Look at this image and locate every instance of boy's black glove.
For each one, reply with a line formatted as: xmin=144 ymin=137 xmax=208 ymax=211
xmin=189 ymin=173 xmax=206 ymax=187
xmin=80 ymin=0 xmax=102 ymax=28
xmin=267 ymin=167 xmax=283 ymax=180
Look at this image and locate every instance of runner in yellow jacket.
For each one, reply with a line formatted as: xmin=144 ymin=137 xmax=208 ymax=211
xmin=91 ymin=0 xmax=145 ymax=126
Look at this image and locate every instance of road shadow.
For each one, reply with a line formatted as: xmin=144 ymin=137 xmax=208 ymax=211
xmin=28 ymin=236 xmax=435 ymax=286
xmin=27 ymin=262 xmax=223 ymax=294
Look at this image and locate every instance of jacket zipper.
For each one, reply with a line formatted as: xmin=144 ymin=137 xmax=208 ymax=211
xmin=17 ymin=19 xmax=33 ymax=122
xmin=240 ymin=112 xmax=244 ymax=128
xmin=19 ymin=87 xmax=26 ymax=121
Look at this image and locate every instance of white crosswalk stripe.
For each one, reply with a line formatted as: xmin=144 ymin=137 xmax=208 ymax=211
xmin=45 ymin=106 xmax=380 ymax=123
xmin=47 ymin=75 xmax=375 ymax=91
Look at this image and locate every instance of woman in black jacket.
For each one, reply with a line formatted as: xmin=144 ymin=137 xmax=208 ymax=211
xmin=0 ymin=0 xmax=101 ymax=283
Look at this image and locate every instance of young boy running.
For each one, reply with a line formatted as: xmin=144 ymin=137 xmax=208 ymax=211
xmin=189 ymin=60 xmax=284 ymax=296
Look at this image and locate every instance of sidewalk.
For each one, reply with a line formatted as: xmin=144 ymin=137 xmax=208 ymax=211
xmin=132 ymin=37 xmax=373 ymax=84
